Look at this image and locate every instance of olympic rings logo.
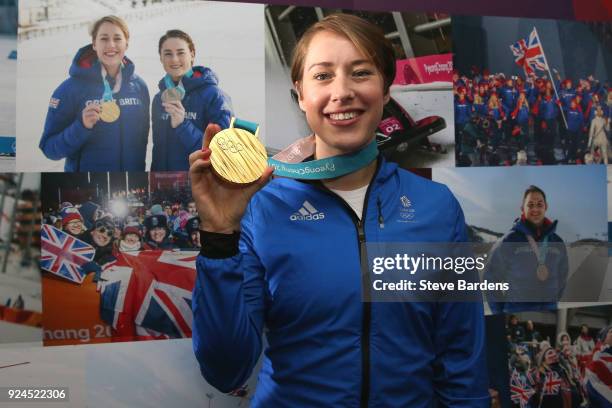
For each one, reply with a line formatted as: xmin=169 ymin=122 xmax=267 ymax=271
xmin=216 ymin=136 xmax=244 ymax=154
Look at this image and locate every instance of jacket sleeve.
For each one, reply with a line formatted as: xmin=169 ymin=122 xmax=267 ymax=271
xmin=175 ymin=86 xmax=233 ymax=154
xmin=191 ymin=203 xmax=267 ymax=392
xmin=482 ymin=234 xmax=510 ymax=316
xmin=39 ymin=81 xmax=95 ymax=160
xmin=432 ymin=192 xmax=490 ymax=407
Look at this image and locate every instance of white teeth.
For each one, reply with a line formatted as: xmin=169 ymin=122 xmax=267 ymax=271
xmin=329 ymin=112 xmax=358 ymax=120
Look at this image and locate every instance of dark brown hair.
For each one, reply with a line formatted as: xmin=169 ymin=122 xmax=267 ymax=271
xmin=290 ymin=14 xmax=396 ymax=93
xmin=522 ymin=185 xmax=547 ymax=204
xmin=158 ymin=29 xmax=196 ymax=55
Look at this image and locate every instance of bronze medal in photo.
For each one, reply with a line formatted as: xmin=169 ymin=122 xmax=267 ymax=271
xmin=99 ymin=100 xmax=120 ymax=123
xmin=161 ymin=87 xmax=184 ymax=103
xmin=210 ymin=128 xmax=267 ymax=184
xmin=536 ymin=264 xmax=549 ymax=282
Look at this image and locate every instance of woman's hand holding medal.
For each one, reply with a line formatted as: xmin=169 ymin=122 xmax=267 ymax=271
xmin=162 ymin=100 xmax=185 ymax=128
xmin=82 ymin=104 xmax=101 ymax=129
xmin=189 ymin=123 xmax=273 ymax=233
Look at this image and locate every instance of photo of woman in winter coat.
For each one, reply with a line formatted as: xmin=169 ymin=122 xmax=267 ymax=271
xmin=39 ymin=15 xmax=150 ymax=172
xmin=485 ymin=185 xmax=569 ymax=314
xmin=189 ymin=13 xmax=488 ymax=407
xmin=151 ymin=30 xmax=232 ymax=171
xmin=142 ymin=214 xmax=174 ymax=250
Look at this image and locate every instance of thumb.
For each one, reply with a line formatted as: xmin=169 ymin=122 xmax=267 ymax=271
xmin=246 ymin=166 xmax=274 ymax=196
xmin=203 ymin=123 xmax=222 ymax=150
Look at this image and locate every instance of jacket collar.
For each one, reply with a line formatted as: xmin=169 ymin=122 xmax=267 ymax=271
xmin=69 ymin=44 xmax=135 ymax=84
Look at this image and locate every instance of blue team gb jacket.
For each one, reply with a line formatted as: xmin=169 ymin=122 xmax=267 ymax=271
xmin=151 ymin=66 xmax=232 ymax=171
xmin=39 ymin=45 xmax=150 ymax=172
xmin=485 ymin=218 xmax=568 ymax=315
xmin=192 ymin=158 xmax=490 ymax=407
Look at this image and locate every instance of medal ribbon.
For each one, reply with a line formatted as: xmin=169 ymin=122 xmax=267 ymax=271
xmin=269 ymin=138 xmax=378 ymax=180
xmin=100 ymin=65 xmax=123 ymax=102
xmin=526 ymin=234 xmax=549 ymax=265
xmin=232 ymin=119 xmax=379 ymax=180
xmin=163 ymin=68 xmax=193 ymax=96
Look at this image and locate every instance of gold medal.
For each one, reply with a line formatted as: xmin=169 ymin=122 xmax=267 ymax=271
xmin=210 ymin=127 xmax=267 ymax=184
xmin=161 ymin=87 xmax=184 ymax=103
xmin=99 ymin=100 xmax=120 ymax=123
xmin=536 ymin=264 xmax=549 ymax=282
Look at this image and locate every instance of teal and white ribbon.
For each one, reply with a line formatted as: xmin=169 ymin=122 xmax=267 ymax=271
xmin=231 ymin=118 xmax=378 ymax=180
xmin=101 ymin=65 xmax=123 ymax=102
xmin=527 ymin=234 xmax=549 ymax=265
xmin=268 ymin=139 xmax=378 ymax=180
xmin=163 ymin=68 xmax=193 ymax=97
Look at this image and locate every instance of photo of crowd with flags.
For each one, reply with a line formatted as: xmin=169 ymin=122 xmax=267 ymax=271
xmin=40 ymin=171 xmax=200 ymax=345
xmin=493 ymin=308 xmax=612 ymax=408
xmin=453 ymin=18 xmax=611 ymax=167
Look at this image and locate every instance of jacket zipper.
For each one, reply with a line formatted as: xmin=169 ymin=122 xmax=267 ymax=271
xmin=315 ymin=168 xmax=380 ymax=408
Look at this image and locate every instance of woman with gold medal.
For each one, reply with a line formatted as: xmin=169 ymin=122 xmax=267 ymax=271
xmin=486 ymin=185 xmax=569 ymax=315
xmin=39 ymin=15 xmax=149 ymax=172
xmin=188 ymin=14 xmax=488 ymax=407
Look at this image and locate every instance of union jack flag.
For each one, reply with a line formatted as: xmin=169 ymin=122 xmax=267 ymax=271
xmin=98 ymin=250 xmax=196 ymax=341
xmin=585 ymin=343 xmax=612 ymax=406
xmin=510 ymin=28 xmax=548 ymax=75
xmin=41 ymin=224 xmax=95 ymax=284
xmin=510 ymin=369 xmax=535 ymax=408
xmin=542 ymin=371 xmax=562 ymax=395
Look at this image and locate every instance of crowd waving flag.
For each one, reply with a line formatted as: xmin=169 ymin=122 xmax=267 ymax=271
xmin=509 ymin=27 xmax=568 ymax=128
xmin=40 ymin=224 xmax=95 ymax=284
xmin=510 ymin=28 xmax=548 ymax=75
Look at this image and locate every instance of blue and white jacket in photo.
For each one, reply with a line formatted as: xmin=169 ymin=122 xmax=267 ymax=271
xmin=193 ymin=158 xmax=489 ymax=407
xmin=40 ymin=45 xmax=150 ymax=172
xmin=151 ymin=66 xmax=232 ymax=171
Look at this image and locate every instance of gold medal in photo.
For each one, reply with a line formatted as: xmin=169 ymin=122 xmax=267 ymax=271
xmin=99 ymin=100 xmax=120 ymax=123
xmin=210 ymin=127 xmax=267 ymax=184
xmin=161 ymin=87 xmax=185 ymax=103
xmin=536 ymin=264 xmax=549 ymax=282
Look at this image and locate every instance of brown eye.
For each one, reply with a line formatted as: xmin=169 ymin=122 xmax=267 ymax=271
xmin=314 ymin=72 xmax=332 ymax=81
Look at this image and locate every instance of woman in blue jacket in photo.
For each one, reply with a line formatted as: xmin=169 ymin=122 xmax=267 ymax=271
xmin=151 ymin=30 xmax=232 ymax=171
xmin=485 ymin=185 xmax=568 ymax=315
xmin=189 ymin=14 xmax=489 ymax=407
xmin=39 ymin=15 xmax=149 ymax=172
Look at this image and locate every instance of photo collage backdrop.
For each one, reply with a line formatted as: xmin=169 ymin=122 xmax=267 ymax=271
xmin=0 ymin=1 xmax=610 ymax=407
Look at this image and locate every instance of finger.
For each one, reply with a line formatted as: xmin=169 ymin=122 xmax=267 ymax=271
xmin=254 ymin=166 xmax=274 ymax=189
xmin=202 ymin=123 xmax=222 ymax=150
xmin=189 ymin=158 xmax=213 ymax=175
xmin=170 ymin=100 xmax=184 ymax=110
xmin=85 ymin=104 xmax=99 ymax=113
xmin=189 ymin=149 xmax=212 ymax=167
xmin=163 ymin=104 xmax=178 ymax=114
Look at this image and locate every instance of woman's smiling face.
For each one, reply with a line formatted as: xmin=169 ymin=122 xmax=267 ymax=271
xmin=92 ymin=22 xmax=128 ymax=70
xmin=296 ymin=30 xmax=389 ymax=158
xmin=160 ymin=37 xmax=194 ymax=81
xmin=522 ymin=192 xmax=547 ymax=226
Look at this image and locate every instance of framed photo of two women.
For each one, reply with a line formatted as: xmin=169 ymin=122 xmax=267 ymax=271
xmin=16 ymin=0 xmax=264 ymax=172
